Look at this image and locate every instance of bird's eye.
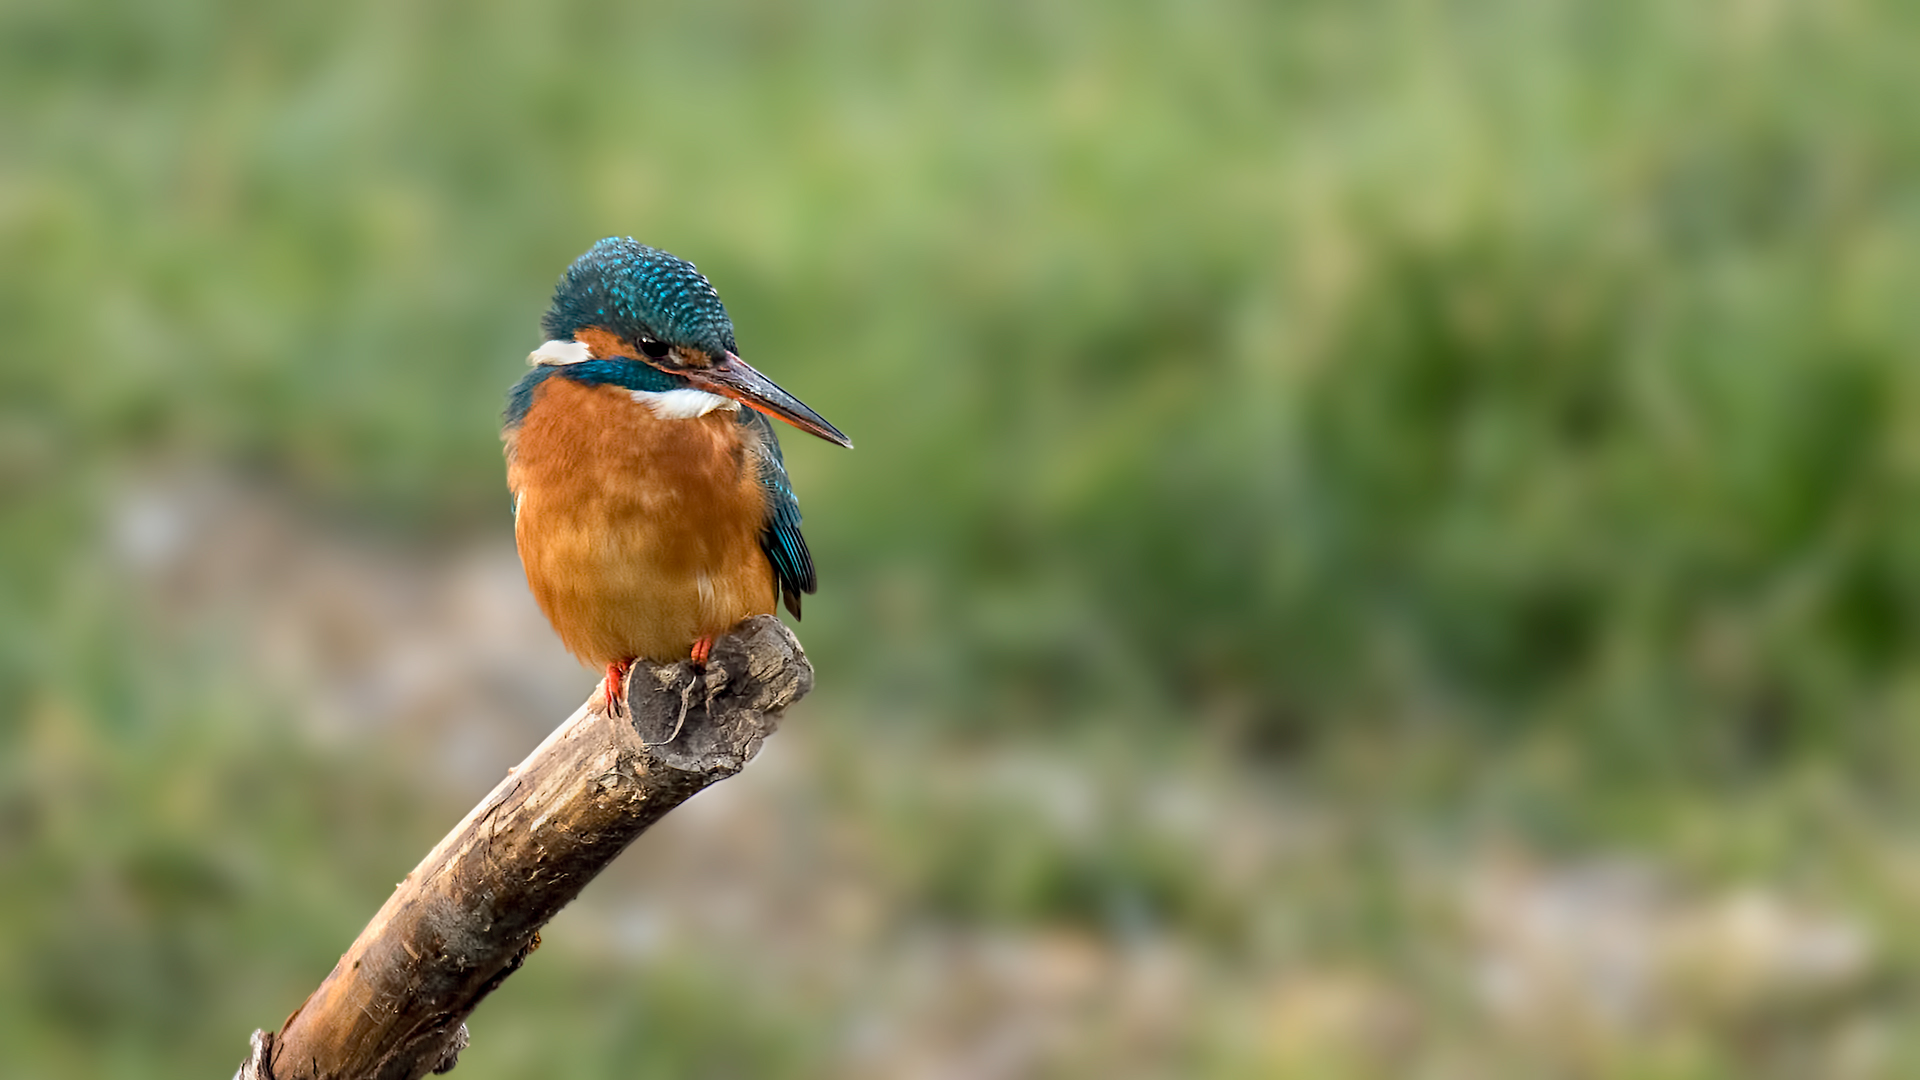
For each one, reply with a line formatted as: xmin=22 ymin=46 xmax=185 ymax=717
xmin=637 ymin=336 xmax=671 ymax=361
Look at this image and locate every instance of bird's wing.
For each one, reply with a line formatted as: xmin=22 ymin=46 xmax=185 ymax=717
xmin=744 ymin=409 xmax=816 ymax=618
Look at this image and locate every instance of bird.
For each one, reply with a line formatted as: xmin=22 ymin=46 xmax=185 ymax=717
xmin=502 ymin=237 xmax=851 ymax=715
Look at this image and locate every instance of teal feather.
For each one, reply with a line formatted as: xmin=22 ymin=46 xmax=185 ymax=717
xmin=746 ymin=409 xmax=815 ymax=617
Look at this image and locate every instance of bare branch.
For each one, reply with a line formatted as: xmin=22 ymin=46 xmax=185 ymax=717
xmin=237 ymin=615 xmax=812 ymax=1080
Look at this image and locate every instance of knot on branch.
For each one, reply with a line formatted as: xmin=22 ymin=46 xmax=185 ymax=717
xmin=624 ymin=615 xmax=814 ymax=774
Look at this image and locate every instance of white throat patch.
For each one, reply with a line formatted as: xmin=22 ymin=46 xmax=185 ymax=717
xmin=630 ymin=388 xmax=740 ymax=419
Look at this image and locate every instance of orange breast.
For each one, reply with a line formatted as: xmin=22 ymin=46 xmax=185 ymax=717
xmin=506 ymin=377 xmax=776 ymax=665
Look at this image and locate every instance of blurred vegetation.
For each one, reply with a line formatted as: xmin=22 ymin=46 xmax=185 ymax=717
xmin=5 ymin=0 xmax=1920 ymax=1075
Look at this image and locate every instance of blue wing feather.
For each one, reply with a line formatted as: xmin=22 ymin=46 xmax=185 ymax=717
xmin=743 ymin=410 xmax=816 ymax=617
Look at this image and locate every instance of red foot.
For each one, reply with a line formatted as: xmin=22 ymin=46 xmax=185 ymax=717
xmin=601 ymin=659 xmax=633 ymax=715
xmin=689 ymin=635 xmax=713 ymax=667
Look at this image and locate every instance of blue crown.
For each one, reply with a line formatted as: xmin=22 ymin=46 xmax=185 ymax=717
xmin=540 ymin=237 xmax=738 ymax=359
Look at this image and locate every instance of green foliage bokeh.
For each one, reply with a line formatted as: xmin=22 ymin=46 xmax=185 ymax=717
xmin=4 ymin=0 xmax=1920 ymax=1075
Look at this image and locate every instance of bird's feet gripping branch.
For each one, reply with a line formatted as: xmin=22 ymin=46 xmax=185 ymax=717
xmin=504 ymin=238 xmax=851 ymax=716
xmin=600 ymin=660 xmax=633 ymax=718
xmin=600 ymin=636 xmax=715 ymax=718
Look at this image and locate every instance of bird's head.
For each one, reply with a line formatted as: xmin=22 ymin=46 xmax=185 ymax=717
xmin=537 ymin=237 xmax=852 ymax=447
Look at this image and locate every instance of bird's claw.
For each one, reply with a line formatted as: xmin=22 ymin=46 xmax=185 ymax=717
xmin=601 ymin=659 xmax=633 ymax=719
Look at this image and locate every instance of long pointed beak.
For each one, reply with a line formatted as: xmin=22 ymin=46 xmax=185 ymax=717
xmin=688 ymin=352 xmax=854 ymax=448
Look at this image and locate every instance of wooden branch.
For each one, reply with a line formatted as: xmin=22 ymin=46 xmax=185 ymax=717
xmin=235 ymin=615 xmax=813 ymax=1080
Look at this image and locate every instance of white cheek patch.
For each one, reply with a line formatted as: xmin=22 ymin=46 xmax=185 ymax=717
xmin=630 ymin=388 xmax=740 ymax=419
xmin=529 ymin=339 xmax=592 ymax=366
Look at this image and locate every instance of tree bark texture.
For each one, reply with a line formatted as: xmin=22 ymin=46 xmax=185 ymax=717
xmin=235 ymin=615 xmax=813 ymax=1080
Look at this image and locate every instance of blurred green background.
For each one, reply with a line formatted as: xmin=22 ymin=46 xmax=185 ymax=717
xmin=5 ymin=0 xmax=1920 ymax=1075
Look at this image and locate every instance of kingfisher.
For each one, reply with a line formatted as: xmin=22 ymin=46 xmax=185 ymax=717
xmin=502 ymin=238 xmax=851 ymax=714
